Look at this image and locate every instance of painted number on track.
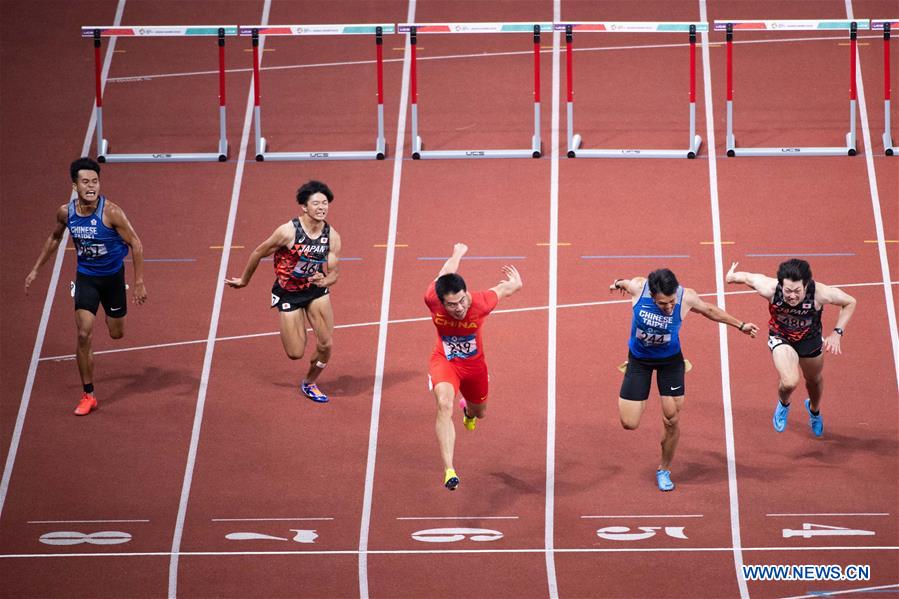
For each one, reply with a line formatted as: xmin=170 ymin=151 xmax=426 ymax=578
xmin=39 ymin=531 xmax=132 ymax=546
xmin=596 ymin=526 xmax=688 ymax=541
xmin=411 ymin=528 xmax=503 ymax=543
xmin=782 ymin=523 xmax=875 ymax=539
xmin=225 ymin=529 xmax=319 ymax=543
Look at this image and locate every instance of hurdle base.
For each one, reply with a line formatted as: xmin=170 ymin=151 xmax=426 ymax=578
xmin=884 ymin=132 xmax=895 ymax=156
xmin=412 ymin=136 xmax=539 ymax=159
xmin=728 ymin=132 xmax=856 ymax=157
xmin=98 ymin=138 xmax=229 ymax=163
xmin=567 ymin=134 xmax=702 ymax=159
xmin=255 ymin=137 xmax=384 ymax=161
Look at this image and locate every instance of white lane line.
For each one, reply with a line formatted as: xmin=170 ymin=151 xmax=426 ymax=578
xmin=0 ymin=0 xmax=128 ymax=522
xmin=581 ymin=514 xmax=704 ymax=519
xmin=167 ymin=2 xmax=271 ymax=596
xmin=396 ymin=516 xmax=519 ymax=521
xmin=27 ymin=519 xmax=149 ymax=524
xmin=782 ymin=583 xmax=899 ymax=599
xmin=211 ymin=517 xmax=334 ymax=522
xmin=846 ymin=0 xmax=899 ymax=393
xmin=106 ymin=34 xmax=878 ymax=84
xmin=544 ymin=3 xmax=561 ymax=598
xmin=38 ymin=281 xmax=898 ymax=363
xmin=699 ymin=2 xmax=749 ymax=598
xmin=357 ymin=2 xmax=415 ymax=597
xmin=766 ymin=513 xmax=890 ymax=517
xmin=3 ymin=545 xmax=897 ymax=559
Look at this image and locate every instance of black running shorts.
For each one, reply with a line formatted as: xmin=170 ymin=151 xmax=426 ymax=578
xmin=74 ymin=266 xmax=127 ymax=317
xmin=619 ymin=350 xmax=686 ymax=401
xmin=271 ymin=282 xmax=329 ymax=312
xmin=767 ymin=332 xmax=823 ymax=358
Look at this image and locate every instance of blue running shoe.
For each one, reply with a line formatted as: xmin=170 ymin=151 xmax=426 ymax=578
xmin=656 ymin=469 xmax=675 ymax=492
xmin=773 ymin=400 xmax=790 ymax=432
xmin=805 ymin=398 xmax=823 ymax=437
xmin=301 ymin=381 xmax=329 ymax=403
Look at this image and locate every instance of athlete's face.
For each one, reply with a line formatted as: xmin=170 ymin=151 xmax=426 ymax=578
xmin=781 ymin=278 xmax=806 ymax=306
xmin=441 ymin=290 xmax=471 ymax=320
xmin=303 ymin=192 xmax=330 ymax=221
xmin=652 ymin=292 xmax=678 ymax=316
xmin=72 ymin=170 xmax=100 ymax=205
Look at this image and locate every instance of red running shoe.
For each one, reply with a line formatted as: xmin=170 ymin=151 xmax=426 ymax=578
xmin=74 ymin=392 xmax=97 ymax=416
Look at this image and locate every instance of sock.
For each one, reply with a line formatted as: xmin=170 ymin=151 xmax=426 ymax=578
xmin=779 ymin=399 xmax=790 ymax=407
xmin=84 ymin=383 xmax=94 ymax=394
xmin=810 ymin=408 xmax=820 ymax=416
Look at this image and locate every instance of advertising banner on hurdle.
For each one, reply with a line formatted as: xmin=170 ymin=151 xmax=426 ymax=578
xmin=714 ymin=19 xmax=871 ymax=157
xmin=398 ymin=22 xmax=553 ymax=159
xmin=82 ymin=25 xmax=238 ymax=163
xmin=239 ymin=23 xmax=394 ymax=161
xmin=556 ymin=21 xmax=707 ymax=159
xmin=872 ymin=19 xmax=897 ymax=155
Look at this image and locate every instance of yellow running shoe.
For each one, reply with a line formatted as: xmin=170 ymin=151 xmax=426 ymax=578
xmin=459 ymin=398 xmax=476 ymax=431
xmin=444 ymin=468 xmax=460 ymax=491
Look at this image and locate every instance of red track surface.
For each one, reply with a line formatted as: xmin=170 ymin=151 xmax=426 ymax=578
xmin=1 ymin=1 xmax=896 ymax=597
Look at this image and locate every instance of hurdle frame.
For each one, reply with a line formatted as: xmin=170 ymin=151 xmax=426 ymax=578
xmin=872 ymin=20 xmax=897 ymax=155
xmin=557 ymin=22 xmax=706 ymax=159
xmin=397 ymin=22 xmax=552 ymax=159
xmin=83 ymin=26 xmax=235 ymax=163
xmin=240 ymin=24 xmax=393 ymax=161
xmin=715 ymin=19 xmax=871 ymax=157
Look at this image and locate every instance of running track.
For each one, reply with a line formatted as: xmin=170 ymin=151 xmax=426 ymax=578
xmin=0 ymin=1 xmax=896 ymax=597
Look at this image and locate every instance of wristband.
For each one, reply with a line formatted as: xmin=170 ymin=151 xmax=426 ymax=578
xmin=738 ymin=322 xmax=745 ymax=331
xmin=833 ymin=327 xmax=843 ymax=336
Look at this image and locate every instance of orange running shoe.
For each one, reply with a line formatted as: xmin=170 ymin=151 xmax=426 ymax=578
xmin=74 ymin=392 xmax=97 ymax=416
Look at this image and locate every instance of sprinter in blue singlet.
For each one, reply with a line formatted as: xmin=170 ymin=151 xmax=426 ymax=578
xmin=610 ymin=269 xmax=758 ymax=492
xmin=25 ymin=158 xmax=147 ymax=416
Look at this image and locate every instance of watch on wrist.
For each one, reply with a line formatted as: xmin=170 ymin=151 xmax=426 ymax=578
xmin=833 ymin=327 xmax=844 ymax=336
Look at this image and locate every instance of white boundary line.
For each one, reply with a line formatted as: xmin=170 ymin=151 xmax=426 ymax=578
xmin=36 ymin=281 xmax=898 ymax=363
xmin=846 ymin=0 xmax=899 ymax=393
xmin=782 ymin=583 xmax=899 ymax=599
xmin=2 ymin=545 xmax=897 ymax=559
xmin=166 ymin=2 xmax=271 ymax=596
xmin=699 ymin=2 xmax=749 ymax=598
xmin=357 ymin=2 xmax=415 ymax=597
xmin=544 ymin=3 xmax=561 ymax=598
xmin=105 ymin=34 xmax=881 ymax=84
xmin=581 ymin=514 xmax=704 ymax=519
xmin=0 ymin=0 xmax=127 ymax=522
xmin=767 ymin=513 xmax=890 ymax=517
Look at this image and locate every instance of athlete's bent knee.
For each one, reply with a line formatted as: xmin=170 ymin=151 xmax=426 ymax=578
xmin=620 ymin=418 xmax=640 ymax=431
xmin=77 ymin=328 xmax=93 ymax=346
xmin=286 ymin=349 xmax=305 ymax=360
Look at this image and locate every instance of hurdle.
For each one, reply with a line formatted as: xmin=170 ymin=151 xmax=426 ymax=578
xmin=872 ymin=20 xmax=897 ymax=155
xmin=557 ymin=22 xmax=706 ymax=159
xmin=397 ymin=22 xmax=552 ymax=159
xmin=239 ymin=24 xmax=393 ymax=161
xmin=82 ymin=26 xmax=236 ymax=163
xmin=714 ymin=19 xmax=871 ymax=157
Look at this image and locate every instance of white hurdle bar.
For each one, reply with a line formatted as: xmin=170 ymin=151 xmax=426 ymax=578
xmin=716 ymin=19 xmax=870 ymax=157
xmin=398 ymin=22 xmax=552 ymax=159
xmin=558 ymin=22 xmax=706 ymax=159
xmin=872 ymin=19 xmax=897 ymax=155
xmin=241 ymin=24 xmax=394 ymax=161
xmin=83 ymin=26 xmax=236 ymax=163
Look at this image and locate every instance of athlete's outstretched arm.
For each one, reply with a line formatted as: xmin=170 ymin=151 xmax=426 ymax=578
xmin=817 ymin=283 xmax=857 ymax=355
xmin=437 ymin=243 xmax=468 ymax=278
xmin=684 ymin=288 xmax=759 ymax=337
xmin=609 ymin=276 xmax=645 ymax=298
xmin=108 ymin=201 xmax=147 ymax=304
xmin=225 ymin=223 xmax=292 ymax=288
xmin=491 ymin=265 xmax=523 ymax=300
xmin=25 ymin=205 xmax=68 ymax=294
xmin=725 ymin=262 xmax=776 ymax=299
xmin=311 ymin=228 xmax=341 ymax=288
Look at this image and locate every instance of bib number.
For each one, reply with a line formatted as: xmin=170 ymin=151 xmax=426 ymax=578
xmin=442 ymin=335 xmax=477 ymax=360
xmin=76 ymin=241 xmax=108 ymax=260
xmin=636 ymin=327 xmax=670 ymax=347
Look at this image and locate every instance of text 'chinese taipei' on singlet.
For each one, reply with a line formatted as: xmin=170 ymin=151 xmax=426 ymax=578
xmin=628 ymin=282 xmax=683 ymax=359
xmin=273 ymin=219 xmax=330 ymax=292
xmin=768 ymin=280 xmax=822 ymax=342
xmin=425 ymin=282 xmax=499 ymax=362
xmin=67 ymin=196 xmax=128 ymax=276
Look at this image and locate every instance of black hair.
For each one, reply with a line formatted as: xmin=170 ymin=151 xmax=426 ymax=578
xmin=435 ymin=273 xmax=467 ymax=302
xmin=647 ymin=268 xmax=679 ymax=297
xmin=777 ymin=258 xmax=812 ymax=286
xmin=70 ymin=157 xmax=100 ymax=182
xmin=296 ymin=180 xmax=334 ymax=205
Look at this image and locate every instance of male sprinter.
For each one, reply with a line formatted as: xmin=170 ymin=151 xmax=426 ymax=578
xmin=25 ymin=157 xmax=147 ymax=415
xmin=226 ymin=180 xmax=341 ymax=403
xmin=610 ymin=269 xmax=757 ymax=491
xmin=726 ymin=259 xmax=856 ymax=437
xmin=425 ymin=243 xmax=522 ymax=490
